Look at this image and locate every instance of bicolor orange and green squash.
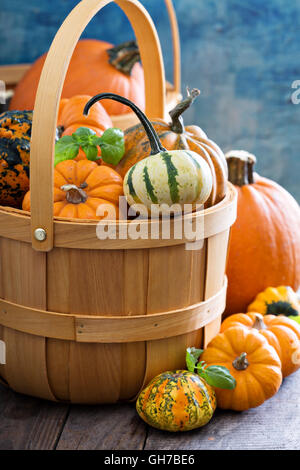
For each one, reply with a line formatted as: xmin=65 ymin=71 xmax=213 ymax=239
xmin=136 ymin=370 xmax=216 ymax=432
xmin=247 ymin=286 xmax=300 ymax=318
xmin=221 ymin=312 xmax=300 ymax=378
xmin=116 ymin=89 xmax=227 ymax=207
xmin=201 ymin=327 xmax=282 ymax=411
xmin=22 ymin=159 xmax=123 ymax=220
xmin=0 ymin=110 xmax=32 ymax=207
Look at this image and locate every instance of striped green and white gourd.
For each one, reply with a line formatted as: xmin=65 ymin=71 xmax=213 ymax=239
xmin=124 ymin=149 xmax=212 ymax=212
xmin=83 ymin=93 xmax=213 ymax=214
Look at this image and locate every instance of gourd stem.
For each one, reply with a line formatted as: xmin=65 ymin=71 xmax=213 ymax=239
xmin=252 ymin=315 xmax=267 ymax=330
xmin=232 ymin=352 xmax=249 ymax=370
xmin=107 ymin=40 xmax=141 ymax=76
xmin=226 ymin=151 xmax=256 ymax=186
xmin=169 ymin=88 xmax=200 ymax=134
xmin=84 ymin=93 xmax=166 ymax=155
xmin=61 ymin=184 xmax=87 ymax=204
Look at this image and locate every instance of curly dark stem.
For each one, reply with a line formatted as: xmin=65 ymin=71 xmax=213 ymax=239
xmin=169 ymin=88 xmax=200 ymax=134
xmin=83 ymin=93 xmax=165 ymax=155
xmin=107 ymin=40 xmax=141 ymax=76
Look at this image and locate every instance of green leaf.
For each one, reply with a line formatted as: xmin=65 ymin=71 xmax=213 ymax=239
xmin=72 ymin=126 xmax=97 ymax=140
xmin=81 ymin=144 xmax=99 ymax=161
xmin=54 ymin=136 xmax=79 ymax=166
xmin=186 ymin=347 xmax=204 ymax=373
xmin=288 ymin=315 xmax=300 ymax=325
xmin=99 ymin=128 xmax=125 ymax=165
xmin=199 ymin=365 xmax=236 ymax=390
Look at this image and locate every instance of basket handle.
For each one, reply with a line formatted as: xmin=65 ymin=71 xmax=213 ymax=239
xmin=30 ymin=0 xmax=166 ymax=251
xmin=164 ymin=0 xmax=181 ymax=94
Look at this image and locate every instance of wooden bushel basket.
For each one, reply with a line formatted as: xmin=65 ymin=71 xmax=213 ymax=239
xmin=0 ymin=0 xmax=237 ymax=404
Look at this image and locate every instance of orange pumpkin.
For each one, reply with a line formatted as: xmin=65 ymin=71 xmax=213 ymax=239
xmin=201 ymin=326 xmax=282 ymax=411
xmin=22 ymin=159 xmax=123 ymax=220
xmin=116 ymin=89 xmax=228 ymax=207
xmin=225 ymin=151 xmax=300 ymax=315
xmin=10 ymin=40 xmax=144 ymax=116
xmin=57 ymin=95 xmax=113 ymax=162
xmin=221 ymin=312 xmax=300 ymax=378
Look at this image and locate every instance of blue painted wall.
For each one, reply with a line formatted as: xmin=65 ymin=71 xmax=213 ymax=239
xmin=1 ymin=0 xmax=300 ymax=201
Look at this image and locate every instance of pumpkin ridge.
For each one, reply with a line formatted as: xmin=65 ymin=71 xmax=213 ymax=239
xmin=160 ymin=151 xmax=179 ymax=204
xmin=143 ymin=166 xmax=158 ymax=204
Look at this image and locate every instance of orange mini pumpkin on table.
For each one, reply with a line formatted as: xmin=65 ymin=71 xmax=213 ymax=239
xmin=221 ymin=312 xmax=300 ymax=378
xmin=22 ymin=159 xmax=123 ymax=220
xmin=201 ymin=326 xmax=282 ymax=411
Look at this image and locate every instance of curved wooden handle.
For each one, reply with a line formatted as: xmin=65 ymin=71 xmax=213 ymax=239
xmin=164 ymin=0 xmax=181 ymax=94
xmin=30 ymin=0 xmax=166 ymax=251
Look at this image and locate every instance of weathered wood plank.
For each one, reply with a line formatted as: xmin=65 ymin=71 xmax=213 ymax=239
xmin=144 ymin=372 xmax=300 ymax=450
xmin=57 ymin=404 xmax=146 ymax=450
xmin=0 ymin=384 xmax=69 ymax=450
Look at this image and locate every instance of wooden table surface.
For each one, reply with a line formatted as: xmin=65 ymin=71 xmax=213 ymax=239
xmin=1 ymin=371 xmax=299 ymax=450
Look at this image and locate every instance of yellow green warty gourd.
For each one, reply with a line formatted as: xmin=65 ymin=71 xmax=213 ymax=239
xmin=84 ymin=93 xmax=213 ymax=214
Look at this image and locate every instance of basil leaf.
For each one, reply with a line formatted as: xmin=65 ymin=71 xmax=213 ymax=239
xmin=200 ymin=365 xmax=236 ymax=390
xmin=54 ymin=136 xmax=80 ymax=166
xmin=81 ymin=144 xmax=99 ymax=161
xmin=99 ymin=128 xmax=125 ymax=165
xmin=73 ymin=127 xmax=97 ymax=140
xmin=186 ymin=347 xmax=204 ymax=373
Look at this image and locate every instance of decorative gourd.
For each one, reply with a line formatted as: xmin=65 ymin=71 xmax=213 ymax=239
xmin=201 ymin=326 xmax=282 ymax=411
xmin=136 ymin=370 xmax=216 ymax=432
xmin=10 ymin=40 xmax=144 ymax=116
xmin=84 ymin=93 xmax=213 ymax=214
xmin=225 ymin=150 xmax=300 ymax=316
xmin=22 ymin=159 xmax=123 ymax=220
xmin=0 ymin=110 xmax=32 ymax=207
xmin=116 ymin=88 xmax=227 ymax=207
xmin=221 ymin=312 xmax=300 ymax=378
xmin=247 ymin=286 xmax=300 ymax=317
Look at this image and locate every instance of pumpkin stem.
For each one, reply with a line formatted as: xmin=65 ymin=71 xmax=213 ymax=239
xmin=169 ymin=88 xmax=200 ymax=134
xmin=252 ymin=314 xmax=267 ymax=330
xmin=83 ymin=93 xmax=166 ymax=155
xmin=61 ymin=184 xmax=88 ymax=204
xmin=232 ymin=352 xmax=249 ymax=371
xmin=107 ymin=40 xmax=141 ymax=76
xmin=225 ymin=150 xmax=257 ymax=186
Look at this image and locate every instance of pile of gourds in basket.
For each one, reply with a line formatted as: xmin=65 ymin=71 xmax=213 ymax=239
xmin=0 ymin=0 xmax=300 ymax=433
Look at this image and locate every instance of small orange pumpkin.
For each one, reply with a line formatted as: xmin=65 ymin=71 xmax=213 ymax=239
xmin=57 ymin=95 xmax=113 ymax=162
xmin=221 ymin=312 xmax=300 ymax=378
xmin=201 ymin=326 xmax=282 ymax=411
xmin=22 ymin=159 xmax=123 ymax=220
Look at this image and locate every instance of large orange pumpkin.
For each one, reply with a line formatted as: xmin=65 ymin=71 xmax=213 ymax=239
xmin=225 ymin=151 xmax=300 ymax=316
xmin=221 ymin=312 xmax=300 ymax=378
xmin=10 ymin=39 xmax=145 ymax=116
xmin=116 ymin=89 xmax=228 ymax=207
xmin=22 ymin=159 xmax=123 ymax=220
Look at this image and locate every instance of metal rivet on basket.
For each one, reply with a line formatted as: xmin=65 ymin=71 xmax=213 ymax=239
xmin=34 ymin=228 xmax=47 ymax=242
